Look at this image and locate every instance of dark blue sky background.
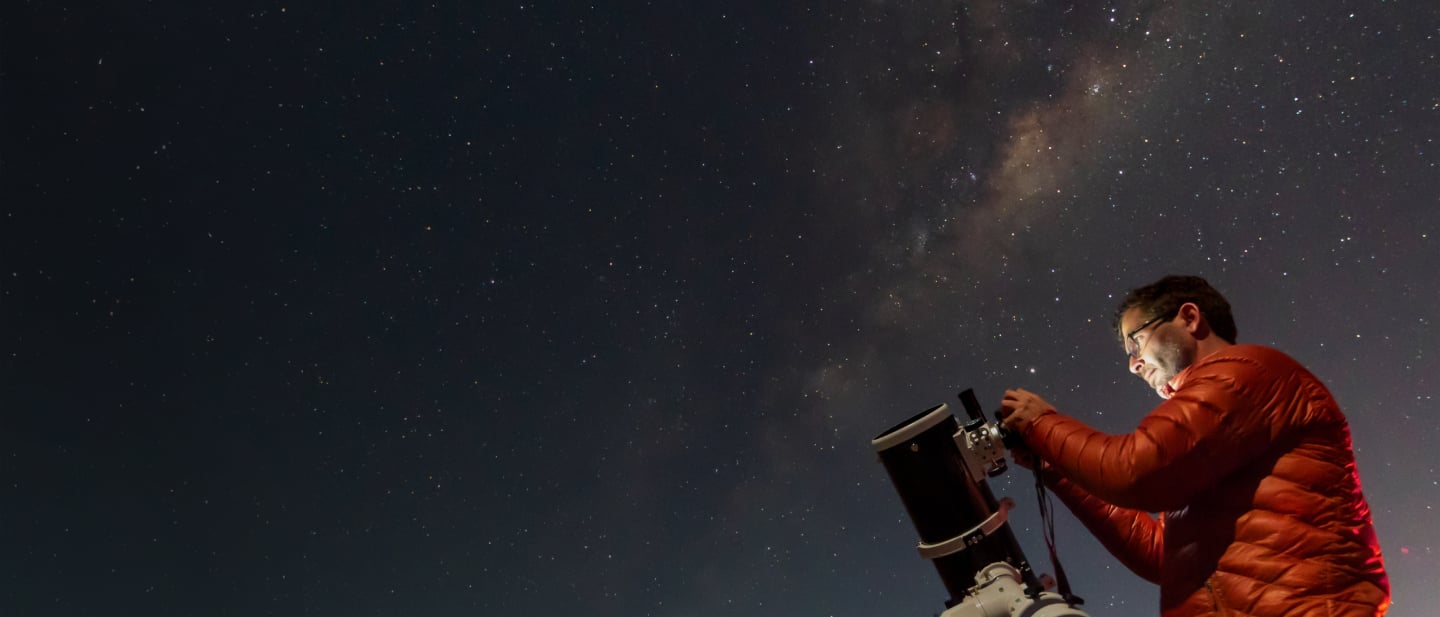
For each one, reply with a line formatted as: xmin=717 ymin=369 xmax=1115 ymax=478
xmin=4 ymin=1 xmax=1437 ymax=615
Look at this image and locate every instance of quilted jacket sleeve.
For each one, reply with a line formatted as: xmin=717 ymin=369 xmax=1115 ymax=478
xmin=1044 ymin=472 xmax=1163 ymax=583
xmin=1020 ymin=350 xmax=1285 ymax=512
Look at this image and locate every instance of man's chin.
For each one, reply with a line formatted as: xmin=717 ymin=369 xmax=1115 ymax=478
xmin=1157 ymin=382 xmax=1176 ymax=399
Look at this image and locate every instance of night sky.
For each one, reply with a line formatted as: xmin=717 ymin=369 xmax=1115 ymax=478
xmin=4 ymin=1 xmax=1438 ymax=616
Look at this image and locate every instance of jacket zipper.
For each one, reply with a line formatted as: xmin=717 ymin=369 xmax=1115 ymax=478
xmin=1205 ymin=579 xmax=1229 ymax=615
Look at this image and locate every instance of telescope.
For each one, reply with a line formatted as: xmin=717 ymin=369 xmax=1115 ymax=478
xmin=871 ymin=389 xmax=1090 ymax=617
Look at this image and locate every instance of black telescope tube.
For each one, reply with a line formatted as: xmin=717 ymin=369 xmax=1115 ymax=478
xmin=872 ymin=403 xmax=1039 ymax=607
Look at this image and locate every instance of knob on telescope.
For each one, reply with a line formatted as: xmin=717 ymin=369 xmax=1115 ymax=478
xmin=957 ymin=389 xmax=1008 ymax=477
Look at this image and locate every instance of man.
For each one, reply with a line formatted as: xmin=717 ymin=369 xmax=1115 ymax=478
xmin=999 ymin=275 xmax=1389 ymax=616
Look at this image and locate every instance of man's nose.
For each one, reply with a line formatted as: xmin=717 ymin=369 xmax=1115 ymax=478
xmin=1129 ymin=355 xmax=1145 ymax=375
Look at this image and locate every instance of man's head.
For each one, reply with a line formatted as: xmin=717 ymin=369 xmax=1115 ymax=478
xmin=1113 ymin=275 xmax=1237 ymax=399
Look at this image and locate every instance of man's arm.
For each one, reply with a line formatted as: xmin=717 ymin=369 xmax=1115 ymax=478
xmin=1043 ymin=471 xmax=1162 ymax=584
xmin=1017 ymin=355 xmax=1284 ymax=511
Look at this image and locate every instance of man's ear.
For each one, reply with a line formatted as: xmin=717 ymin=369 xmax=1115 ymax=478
xmin=1178 ymin=302 xmax=1211 ymax=338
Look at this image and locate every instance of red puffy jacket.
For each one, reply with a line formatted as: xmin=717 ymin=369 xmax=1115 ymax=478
xmin=1019 ymin=345 xmax=1389 ymax=616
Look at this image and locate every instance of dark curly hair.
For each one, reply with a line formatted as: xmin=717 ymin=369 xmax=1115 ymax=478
xmin=1113 ymin=275 xmax=1237 ymax=345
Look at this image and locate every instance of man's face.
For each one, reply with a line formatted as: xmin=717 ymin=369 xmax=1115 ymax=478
xmin=1119 ymin=307 xmax=1196 ymax=399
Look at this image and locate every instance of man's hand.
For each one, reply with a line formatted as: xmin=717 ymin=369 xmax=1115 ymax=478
xmin=1009 ymin=444 xmax=1041 ymax=470
xmin=999 ymin=388 xmax=1057 ymax=434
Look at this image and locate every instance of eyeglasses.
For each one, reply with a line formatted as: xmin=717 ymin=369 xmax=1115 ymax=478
xmin=1124 ymin=309 xmax=1177 ymax=359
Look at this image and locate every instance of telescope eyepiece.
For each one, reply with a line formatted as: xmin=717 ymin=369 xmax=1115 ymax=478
xmin=958 ymin=389 xmax=986 ymax=422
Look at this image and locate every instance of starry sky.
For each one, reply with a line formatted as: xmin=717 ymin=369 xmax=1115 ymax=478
xmin=3 ymin=1 xmax=1438 ymax=616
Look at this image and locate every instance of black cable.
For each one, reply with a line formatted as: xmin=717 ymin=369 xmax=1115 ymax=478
xmin=1034 ymin=465 xmax=1083 ymax=606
